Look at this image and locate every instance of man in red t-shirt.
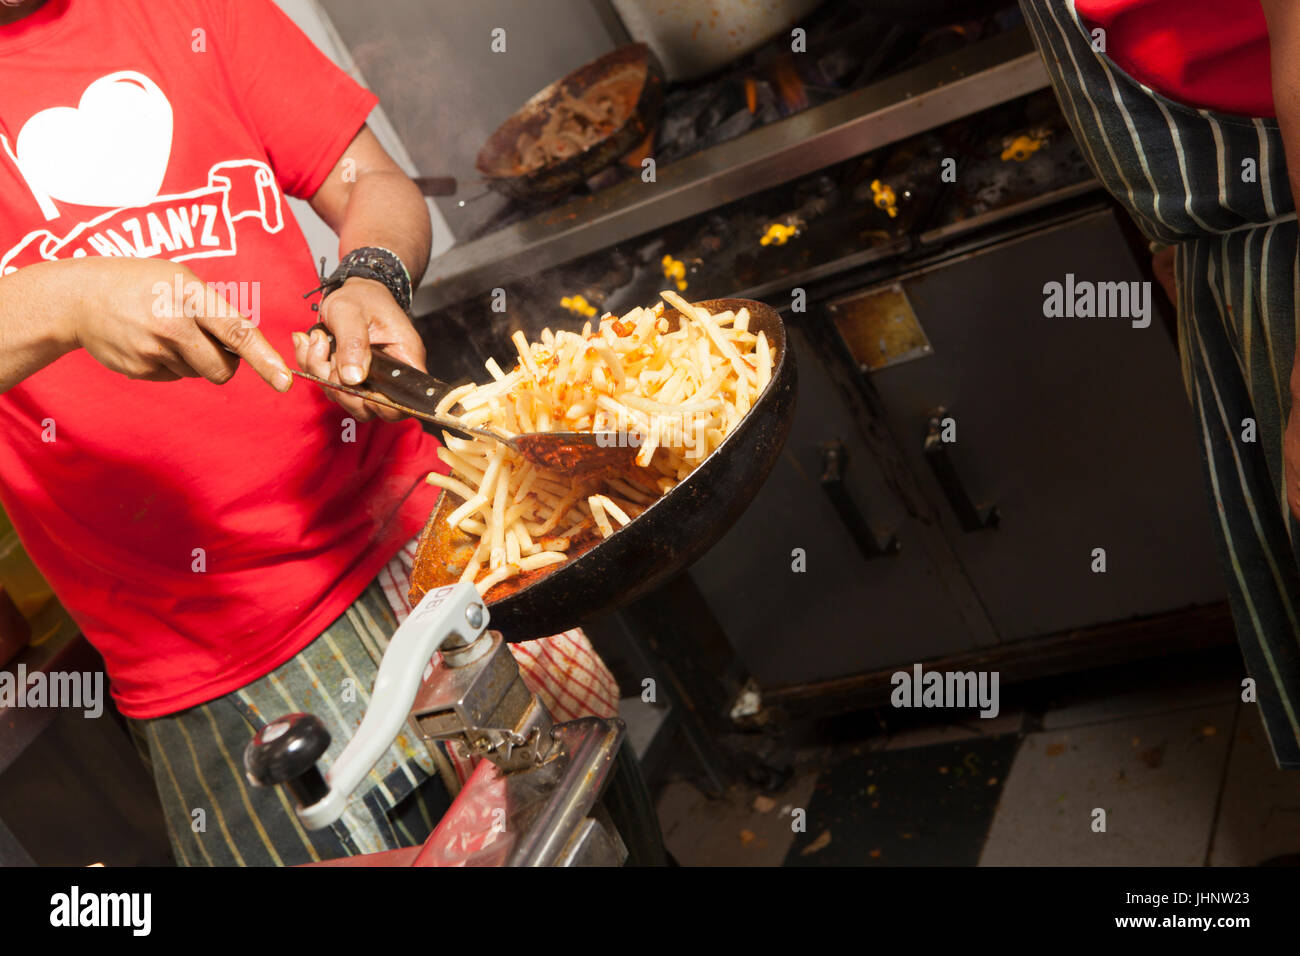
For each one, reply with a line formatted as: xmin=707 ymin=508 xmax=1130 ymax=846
xmin=0 ymin=0 xmax=618 ymax=864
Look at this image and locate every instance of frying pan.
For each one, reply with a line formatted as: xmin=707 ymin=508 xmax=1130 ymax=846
xmin=475 ymin=43 xmax=665 ymax=202
xmin=408 ymin=298 xmax=797 ymax=641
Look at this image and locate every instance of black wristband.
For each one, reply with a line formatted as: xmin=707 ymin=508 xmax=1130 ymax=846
xmin=304 ymin=246 xmax=413 ymax=314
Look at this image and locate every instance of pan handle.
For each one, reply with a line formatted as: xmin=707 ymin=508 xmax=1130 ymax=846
xmin=364 ymin=348 xmax=461 ymax=411
xmin=306 ymin=322 xmax=460 ymax=410
xmin=820 ymin=441 xmax=901 ymax=560
xmin=413 ymin=176 xmax=457 ymax=197
xmin=923 ymin=408 xmax=999 ymax=532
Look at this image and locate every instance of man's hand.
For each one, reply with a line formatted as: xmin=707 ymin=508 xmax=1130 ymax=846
xmin=74 ymin=257 xmax=292 ymax=390
xmin=291 ymin=277 xmax=426 ymax=422
xmin=298 ymin=123 xmax=433 ymax=424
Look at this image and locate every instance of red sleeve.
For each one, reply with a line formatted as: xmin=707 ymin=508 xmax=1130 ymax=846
xmin=206 ymin=0 xmax=379 ymax=199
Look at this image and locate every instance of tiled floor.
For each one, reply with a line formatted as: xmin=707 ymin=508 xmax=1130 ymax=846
xmin=656 ymin=773 xmax=819 ymax=866
xmin=1208 ymin=708 xmax=1300 ymax=865
xmin=979 ymin=703 xmax=1235 ymax=866
xmin=654 ymin=656 xmax=1300 ymax=866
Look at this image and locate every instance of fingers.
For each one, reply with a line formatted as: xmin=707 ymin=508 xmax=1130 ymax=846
xmin=361 ymin=383 xmax=408 ymax=423
xmin=291 ymin=330 xmax=311 ymax=373
xmin=296 ymin=278 xmax=429 ymax=423
xmin=319 ymin=294 xmax=370 ymax=385
xmin=118 ymin=335 xmax=209 ymax=384
xmin=175 ymin=328 xmax=240 ymax=385
xmin=194 ymin=285 xmax=293 ymax=392
xmin=299 ymin=327 xmax=375 ymax=422
xmin=366 ymin=302 xmax=427 ymax=372
xmin=136 ymin=367 xmax=185 ymax=383
xmin=374 ymin=336 xmax=426 ymax=377
xmin=343 ymin=288 xmax=425 ymax=418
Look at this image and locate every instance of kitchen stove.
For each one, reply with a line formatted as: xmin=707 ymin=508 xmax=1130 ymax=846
xmin=425 ymin=85 xmax=1097 ymax=369
xmin=459 ymin=2 xmax=1025 ymax=243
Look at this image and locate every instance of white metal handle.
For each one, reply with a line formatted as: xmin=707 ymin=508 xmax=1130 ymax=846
xmin=298 ymin=582 xmax=488 ymax=829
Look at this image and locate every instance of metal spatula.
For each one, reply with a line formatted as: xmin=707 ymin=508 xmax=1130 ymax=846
xmin=293 ymin=328 xmax=630 ymax=473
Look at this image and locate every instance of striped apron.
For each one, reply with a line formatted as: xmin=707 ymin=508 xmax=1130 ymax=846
xmin=130 ymin=538 xmax=621 ymax=866
xmin=1021 ymin=0 xmax=1300 ymax=768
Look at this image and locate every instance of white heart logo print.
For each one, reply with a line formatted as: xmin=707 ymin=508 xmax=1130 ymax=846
xmin=13 ymin=71 xmax=173 ymax=214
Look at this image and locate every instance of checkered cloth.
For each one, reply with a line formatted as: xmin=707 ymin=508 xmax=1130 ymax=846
xmin=375 ymin=538 xmax=620 ymax=784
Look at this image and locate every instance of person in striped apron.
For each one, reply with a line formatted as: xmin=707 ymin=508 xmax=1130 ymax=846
xmin=1019 ymin=0 xmax=1300 ymax=768
xmin=130 ymin=540 xmax=620 ymax=866
xmin=0 ymin=0 xmax=625 ymax=867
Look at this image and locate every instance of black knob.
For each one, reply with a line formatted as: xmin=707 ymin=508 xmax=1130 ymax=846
xmin=244 ymin=713 xmax=331 ymax=808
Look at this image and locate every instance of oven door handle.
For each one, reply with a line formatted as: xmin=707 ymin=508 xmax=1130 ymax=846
xmin=819 ymin=440 xmax=901 ymax=560
xmin=923 ymin=408 xmax=1000 ymax=533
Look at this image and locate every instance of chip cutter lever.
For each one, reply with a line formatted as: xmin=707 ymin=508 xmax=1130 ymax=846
xmin=241 ymin=582 xmax=637 ymax=866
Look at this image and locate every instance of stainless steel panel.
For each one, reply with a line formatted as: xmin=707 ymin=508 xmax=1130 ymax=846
xmin=871 ymin=209 xmax=1227 ymax=639
xmin=414 ymin=29 xmax=1048 ymax=313
xmin=689 ymin=323 xmax=994 ymax=687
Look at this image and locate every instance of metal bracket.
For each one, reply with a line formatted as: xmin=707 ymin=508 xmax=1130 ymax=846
xmin=819 ymin=440 xmax=901 ymax=560
xmin=827 ymin=282 xmax=933 ymax=373
xmin=412 ymin=632 xmax=557 ymax=774
xmin=923 ymin=408 xmax=1000 ymax=532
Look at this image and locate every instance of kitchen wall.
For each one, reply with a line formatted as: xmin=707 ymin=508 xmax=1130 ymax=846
xmin=271 ymin=0 xmax=457 ymax=270
xmin=316 ymin=0 xmax=630 ymax=238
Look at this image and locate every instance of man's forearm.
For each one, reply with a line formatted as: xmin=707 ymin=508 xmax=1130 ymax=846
xmin=307 ymin=127 xmax=433 ymax=292
xmin=0 ymin=261 xmax=81 ymax=392
xmin=335 ymin=168 xmax=431 ymax=287
xmin=301 ymin=127 xmax=438 ymax=386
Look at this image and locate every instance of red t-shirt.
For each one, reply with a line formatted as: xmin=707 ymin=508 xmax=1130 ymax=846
xmin=1074 ymin=0 xmax=1274 ymax=117
xmin=0 ymin=0 xmax=444 ymax=717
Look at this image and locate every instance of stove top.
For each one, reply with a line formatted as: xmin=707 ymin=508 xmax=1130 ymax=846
xmin=463 ymin=2 xmax=1027 ymax=242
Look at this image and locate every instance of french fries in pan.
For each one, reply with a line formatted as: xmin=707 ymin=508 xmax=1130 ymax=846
xmin=425 ymin=290 xmax=776 ymax=597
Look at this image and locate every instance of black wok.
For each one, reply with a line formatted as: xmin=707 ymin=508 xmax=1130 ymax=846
xmin=408 ymin=298 xmax=797 ymax=641
xmin=475 ymin=43 xmax=664 ymax=202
